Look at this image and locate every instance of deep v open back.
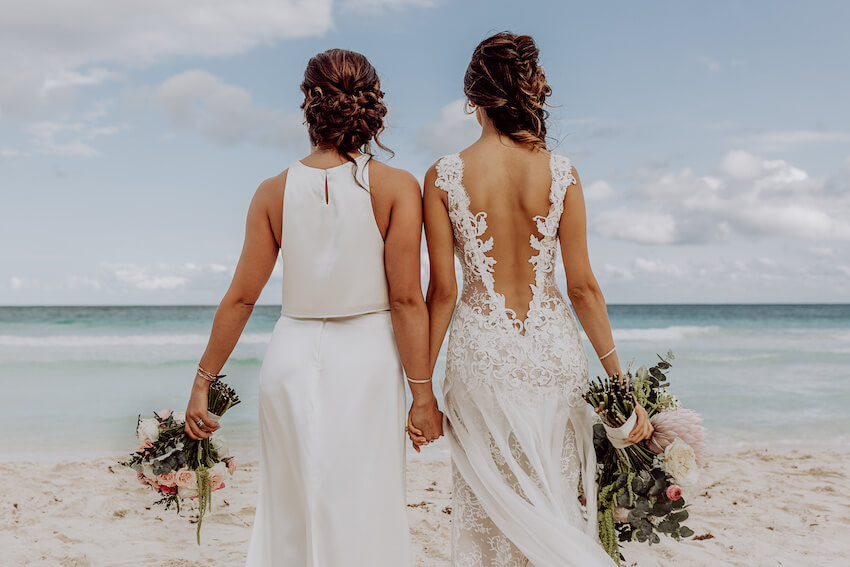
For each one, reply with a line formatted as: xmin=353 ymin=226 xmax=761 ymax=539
xmin=436 ymin=152 xmax=616 ymax=567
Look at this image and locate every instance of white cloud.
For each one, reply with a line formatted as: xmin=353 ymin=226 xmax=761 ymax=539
xmin=633 ymin=257 xmax=685 ymax=278
xmin=0 ymin=148 xmax=27 ymax=159
xmin=342 ymin=0 xmax=435 ymax=9
xmin=592 ymin=209 xmax=678 ymax=244
xmin=697 ymin=55 xmax=723 ymax=72
xmin=601 ymin=264 xmax=635 ymax=282
xmin=584 ymin=180 xmax=615 ymax=200
xmin=594 ymin=151 xmax=850 ymax=244
xmin=26 ymin=117 xmax=118 ymax=157
xmin=416 ymin=98 xmax=480 ymax=156
xmin=100 ymin=261 xmax=237 ymax=293
xmin=717 ymin=150 xmax=764 ymax=180
xmin=0 ymin=0 xmax=333 ymax=118
xmin=732 ymin=130 xmax=850 ymax=152
xmin=109 ymin=264 xmax=188 ymax=291
xmin=154 ymin=70 xmax=306 ymax=148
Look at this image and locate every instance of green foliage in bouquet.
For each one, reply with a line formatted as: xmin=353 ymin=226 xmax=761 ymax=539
xmin=585 ymin=352 xmax=697 ymax=565
xmin=120 ymin=380 xmax=241 ymax=544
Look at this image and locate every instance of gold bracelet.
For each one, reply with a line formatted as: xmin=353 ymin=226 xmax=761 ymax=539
xmin=197 ymin=365 xmax=226 ymax=382
xmin=406 ymin=376 xmax=432 ymax=384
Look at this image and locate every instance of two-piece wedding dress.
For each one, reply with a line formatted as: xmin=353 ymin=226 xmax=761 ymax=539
xmin=245 ymin=155 xmax=412 ymax=566
xmin=435 ymin=152 xmax=616 ymax=567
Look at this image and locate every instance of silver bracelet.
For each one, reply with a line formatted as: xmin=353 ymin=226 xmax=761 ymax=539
xmin=599 ymin=346 xmax=616 ymax=361
xmin=406 ymin=376 xmax=432 ymax=384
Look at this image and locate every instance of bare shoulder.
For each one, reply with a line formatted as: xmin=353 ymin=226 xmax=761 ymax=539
xmin=369 ymin=159 xmax=420 ymax=201
xmin=257 ymin=168 xmax=287 ymax=198
xmin=423 ymin=159 xmax=442 ymax=187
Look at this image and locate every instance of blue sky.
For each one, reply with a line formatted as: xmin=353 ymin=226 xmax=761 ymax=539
xmin=1 ymin=0 xmax=849 ymax=305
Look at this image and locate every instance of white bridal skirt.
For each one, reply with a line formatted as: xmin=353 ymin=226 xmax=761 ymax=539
xmin=245 ymin=311 xmax=412 ymax=567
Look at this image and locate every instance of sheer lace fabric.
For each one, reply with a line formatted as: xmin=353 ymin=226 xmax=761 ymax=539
xmin=436 ymin=153 xmax=615 ymax=567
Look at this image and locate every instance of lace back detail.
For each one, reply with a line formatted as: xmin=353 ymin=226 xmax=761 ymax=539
xmin=435 ymin=151 xmax=588 ymax=407
xmin=434 ymin=152 xmax=576 ymax=334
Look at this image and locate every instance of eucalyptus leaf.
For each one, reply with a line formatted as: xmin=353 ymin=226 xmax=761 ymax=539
xmin=670 ymin=510 xmax=689 ymax=523
xmin=679 ymin=526 xmax=695 ymax=538
xmin=657 ymin=518 xmax=677 ymax=533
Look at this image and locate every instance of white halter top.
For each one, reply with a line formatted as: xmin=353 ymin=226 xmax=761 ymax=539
xmin=280 ymin=154 xmax=390 ymax=318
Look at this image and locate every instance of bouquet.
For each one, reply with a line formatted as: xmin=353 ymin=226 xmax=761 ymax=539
xmin=585 ymin=351 xmax=705 ymax=565
xmin=120 ymin=380 xmax=241 ymax=544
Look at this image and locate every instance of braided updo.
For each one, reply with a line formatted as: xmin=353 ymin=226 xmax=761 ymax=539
xmin=300 ymin=48 xmax=391 ymax=170
xmin=464 ymin=32 xmax=552 ymax=150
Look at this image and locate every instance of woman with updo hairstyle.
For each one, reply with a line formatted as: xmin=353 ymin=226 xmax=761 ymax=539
xmin=421 ymin=32 xmax=650 ymax=565
xmin=183 ymin=48 xmax=441 ymax=566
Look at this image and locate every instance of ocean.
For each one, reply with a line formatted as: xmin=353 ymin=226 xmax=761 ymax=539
xmin=1 ymin=304 xmax=848 ymax=462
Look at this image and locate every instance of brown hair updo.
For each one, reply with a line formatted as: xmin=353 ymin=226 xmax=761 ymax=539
xmin=300 ymin=48 xmax=391 ymax=172
xmin=464 ymin=32 xmax=552 ymax=150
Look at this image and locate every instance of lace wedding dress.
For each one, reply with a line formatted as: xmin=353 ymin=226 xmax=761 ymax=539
xmin=435 ymin=153 xmax=616 ymax=567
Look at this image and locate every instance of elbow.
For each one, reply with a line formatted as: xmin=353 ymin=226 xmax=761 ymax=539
xmin=222 ymin=292 xmax=257 ymax=314
xmin=389 ymin=293 xmax=425 ymax=313
xmin=427 ymin=280 xmax=457 ymax=306
xmin=567 ymin=281 xmax=602 ymax=306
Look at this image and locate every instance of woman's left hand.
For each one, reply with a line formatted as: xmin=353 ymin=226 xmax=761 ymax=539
xmin=627 ymin=404 xmax=654 ymax=444
xmin=184 ymin=383 xmax=219 ymax=440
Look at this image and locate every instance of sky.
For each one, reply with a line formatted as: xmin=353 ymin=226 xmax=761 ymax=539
xmin=1 ymin=0 xmax=849 ymax=305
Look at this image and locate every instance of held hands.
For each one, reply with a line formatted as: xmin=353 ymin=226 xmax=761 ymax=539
xmin=627 ymin=403 xmax=654 ymax=444
xmin=184 ymin=382 xmax=220 ymax=440
xmin=407 ymin=399 xmax=444 ymax=453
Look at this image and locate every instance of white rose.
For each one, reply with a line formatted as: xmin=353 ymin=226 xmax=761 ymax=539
xmin=636 ymin=365 xmax=650 ymax=381
xmin=210 ymin=432 xmax=229 ymax=458
xmin=663 ymin=439 xmax=699 ymax=488
xmin=141 ymin=463 xmax=156 ymax=481
xmin=172 ymin=412 xmax=186 ymax=424
xmin=137 ymin=418 xmax=160 ymax=444
xmin=177 ymin=484 xmax=198 ymax=499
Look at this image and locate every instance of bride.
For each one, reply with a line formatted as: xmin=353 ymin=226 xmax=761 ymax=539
xmin=182 ymin=48 xmax=443 ymax=566
xmin=419 ymin=32 xmax=654 ymax=566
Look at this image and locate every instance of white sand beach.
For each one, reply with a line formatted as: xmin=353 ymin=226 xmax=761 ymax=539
xmin=1 ymin=446 xmax=848 ymax=567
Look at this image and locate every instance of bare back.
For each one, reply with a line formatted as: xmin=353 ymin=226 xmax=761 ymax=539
xmin=454 ymin=145 xmax=557 ymax=321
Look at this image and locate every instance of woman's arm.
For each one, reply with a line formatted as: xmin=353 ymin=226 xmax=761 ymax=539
xmin=558 ymin=166 xmax=652 ymax=443
xmin=382 ymin=169 xmax=442 ymax=447
xmin=184 ymin=177 xmax=282 ymax=440
xmin=423 ymin=164 xmax=457 ymax=374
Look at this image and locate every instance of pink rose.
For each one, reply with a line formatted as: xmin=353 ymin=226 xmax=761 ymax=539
xmin=613 ymin=507 xmax=629 ymax=523
xmin=227 ymin=459 xmax=236 ymax=475
xmin=156 ymin=470 xmax=177 ymax=487
xmin=159 ymin=484 xmax=177 ymax=493
xmin=156 ymin=408 xmax=173 ymax=420
xmin=666 ymin=485 xmax=683 ymax=501
xmin=175 ymin=468 xmax=196 ymax=488
xmin=137 ymin=471 xmax=148 ymax=486
xmin=209 ymin=470 xmax=224 ymax=489
xmin=137 ymin=438 xmax=154 ymax=453
xmin=214 ymin=482 xmax=225 ymax=491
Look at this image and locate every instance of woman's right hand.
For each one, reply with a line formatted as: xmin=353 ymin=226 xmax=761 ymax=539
xmin=627 ymin=403 xmax=654 ymax=444
xmin=407 ymin=399 xmax=443 ymax=452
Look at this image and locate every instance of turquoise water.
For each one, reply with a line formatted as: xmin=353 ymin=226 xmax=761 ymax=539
xmin=1 ymin=304 xmax=848 ymax=461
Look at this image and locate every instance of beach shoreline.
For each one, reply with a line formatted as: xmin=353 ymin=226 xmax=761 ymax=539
xmin=2 ymin=447 xmax=848 ymax=566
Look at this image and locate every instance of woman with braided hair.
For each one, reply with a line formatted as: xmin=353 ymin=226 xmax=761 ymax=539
xmin=420 ymin=32 xmax=652 ymax=565
xmin=182 ymin=48 xmax=441 ymax=566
